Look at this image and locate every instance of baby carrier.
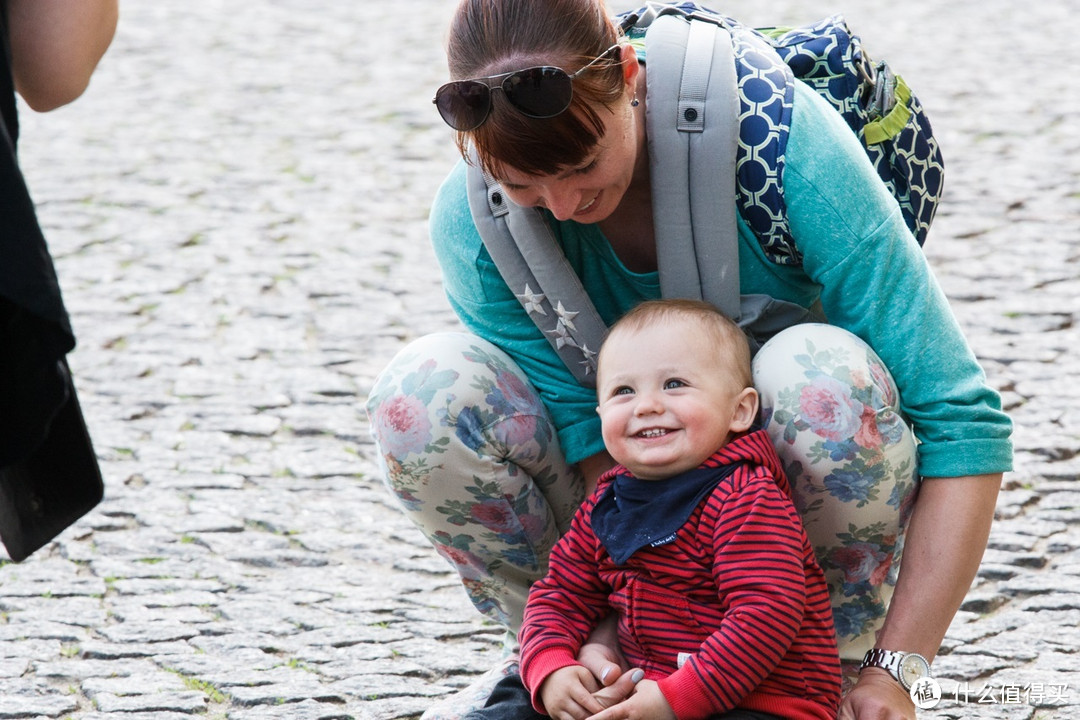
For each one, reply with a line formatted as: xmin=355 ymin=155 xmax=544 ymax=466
xmin=466 ymin=1 xmax=944 ymax=387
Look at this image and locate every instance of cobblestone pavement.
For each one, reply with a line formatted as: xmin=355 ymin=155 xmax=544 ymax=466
xmin=3 ymin=0 xmax=1077 ymax=718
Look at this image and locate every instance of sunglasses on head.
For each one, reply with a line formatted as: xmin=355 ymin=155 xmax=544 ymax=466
xmin=433 ymin=42 xmax=623 ymax=132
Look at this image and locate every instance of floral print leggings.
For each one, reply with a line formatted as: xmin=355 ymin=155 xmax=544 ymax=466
xmin=366 ymin=323 xmax=919 ymax=664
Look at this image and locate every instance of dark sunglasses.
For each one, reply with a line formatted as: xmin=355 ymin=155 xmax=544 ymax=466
xmin=433 ymin=43 xmax=622 ymax=132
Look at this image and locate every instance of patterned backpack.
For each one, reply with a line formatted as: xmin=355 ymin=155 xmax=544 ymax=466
xmin=622 ymin=1 xmax=945 ymax=264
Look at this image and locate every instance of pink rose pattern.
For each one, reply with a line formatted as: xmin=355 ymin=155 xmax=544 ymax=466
xmin=373 ymin=394 xmax=432 ymax=458
xmin=799 ymin=374 xmax=864 ymax=442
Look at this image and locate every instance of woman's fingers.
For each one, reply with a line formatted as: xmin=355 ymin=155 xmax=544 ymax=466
xmin=591 ymin=668 xmax=644 ymax=709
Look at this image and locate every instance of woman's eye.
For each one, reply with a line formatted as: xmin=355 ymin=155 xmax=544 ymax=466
xmin=663 ymin=379 xmax=686 ymax=390
xmin=575 ymin=159 xmax=598 ymax=175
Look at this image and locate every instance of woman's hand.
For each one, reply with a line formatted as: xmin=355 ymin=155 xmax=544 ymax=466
xmin=538 ymin=666 xmax=647 ymax=720
xmin=837 ymin=668 xmax=915 ymax=720
xmin=588 ymin=669 xmax=644 ymax=713
xmin=586 ymin=679 xmax=676 ymax=720
xmin=574 ymin=614 xmax=641 ymax=711
xmin=576 ymin=614 xmax=628 ymax=689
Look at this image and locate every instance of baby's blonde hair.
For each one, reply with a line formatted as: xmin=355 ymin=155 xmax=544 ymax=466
xmin=598 ymin=299 xmax=752 ymax=388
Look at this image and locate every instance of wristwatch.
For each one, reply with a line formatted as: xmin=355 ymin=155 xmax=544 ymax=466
xmin=860 ymin=649 xmax=932 ymax=690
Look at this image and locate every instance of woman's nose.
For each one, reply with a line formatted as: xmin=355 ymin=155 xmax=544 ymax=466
xmin=540 ymin=188 xmax=581 ymax=221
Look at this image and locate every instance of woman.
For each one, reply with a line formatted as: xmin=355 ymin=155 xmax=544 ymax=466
xmin=366 ymin=1 xmax=1012 ymax=718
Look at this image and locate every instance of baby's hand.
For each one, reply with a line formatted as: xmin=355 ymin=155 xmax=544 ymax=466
xmin=586 ymin=679 xmax=676 ymax=720
xmin=540 ymin=665 xmax=608 ymax=720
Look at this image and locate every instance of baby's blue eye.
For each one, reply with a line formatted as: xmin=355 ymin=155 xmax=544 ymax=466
xmin=613 ymin=386 xmax=634 ymax=396
xmin=664 ymin=379 xmax=686 ymax=390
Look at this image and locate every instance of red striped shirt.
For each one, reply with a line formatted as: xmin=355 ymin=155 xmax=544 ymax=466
xmin=520 ymin=429 xmax=841 ymax=720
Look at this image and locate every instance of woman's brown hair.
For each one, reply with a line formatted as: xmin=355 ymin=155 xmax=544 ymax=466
xmin=445 ymin=0 xmax=627 ymax=177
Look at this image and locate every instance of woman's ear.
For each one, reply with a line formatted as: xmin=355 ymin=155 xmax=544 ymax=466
xmin=619 ymin=42 xmax=639 ymax=87
xmin=730 ymin=387 xmax=759 ymax=434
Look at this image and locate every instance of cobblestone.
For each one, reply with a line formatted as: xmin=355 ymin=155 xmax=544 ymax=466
xmin=3 ymin=0 xmax=1078 ymax=718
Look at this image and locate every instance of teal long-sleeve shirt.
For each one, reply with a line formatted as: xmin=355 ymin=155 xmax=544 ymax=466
xmin=428 ymin=80 xmax=1012 ymax=479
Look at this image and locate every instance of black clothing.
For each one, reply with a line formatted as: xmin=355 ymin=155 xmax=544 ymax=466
xmin=0 ymin=0 xmax=103 ymax=561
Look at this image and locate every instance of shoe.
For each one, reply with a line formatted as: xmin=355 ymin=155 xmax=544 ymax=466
xmin=421 ymin=654 xmax=519 ymax=720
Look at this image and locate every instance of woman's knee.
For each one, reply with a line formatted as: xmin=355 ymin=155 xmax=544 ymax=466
xmin=751 ymin=321 xmax=919 ymax=530
xmin=752 ymin=323 xmax=905 ymax=443
xmin=367 ymin=332 xmax=482 ymax=460
xmin=754 ymin=324 xmax=896 ymax=402
xmin=365 ymin=332 xmax=559 ymax=495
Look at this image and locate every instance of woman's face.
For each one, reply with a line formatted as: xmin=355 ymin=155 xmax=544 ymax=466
xmin=493 ymin=62 xmax=642 ymax=223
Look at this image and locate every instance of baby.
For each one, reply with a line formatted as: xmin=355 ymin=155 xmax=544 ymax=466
xmin=519 ymin=299 xmax=841 ymax=720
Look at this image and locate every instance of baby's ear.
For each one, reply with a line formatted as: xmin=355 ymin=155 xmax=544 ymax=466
xmin=731 ymin=387 xmax=759 ymax=433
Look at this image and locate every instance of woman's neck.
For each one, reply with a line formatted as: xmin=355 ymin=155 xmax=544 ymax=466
xmin=598 ymin=167 xmax=655 ymax=273
xmin=598 ymin=66 xmax=655 ymax=273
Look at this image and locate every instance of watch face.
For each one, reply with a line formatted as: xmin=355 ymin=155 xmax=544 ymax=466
xmin=899 ymin=654 xmax=931 ymax=688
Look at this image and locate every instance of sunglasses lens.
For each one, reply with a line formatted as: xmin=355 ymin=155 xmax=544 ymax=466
xmin=435 ymin=81 xmax=491 ymax=131
xmin=503 ymin=67 xmax=573 ymax=118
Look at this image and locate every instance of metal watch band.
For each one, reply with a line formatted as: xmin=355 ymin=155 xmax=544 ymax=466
xmin=861 ymin=648 xmax=902 ymax=675
xmin=860 ymin=649 xmax=931 ymax=690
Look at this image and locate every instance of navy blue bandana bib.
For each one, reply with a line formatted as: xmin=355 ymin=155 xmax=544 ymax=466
xmin=590 ymin=462 xmax=742 ymax=565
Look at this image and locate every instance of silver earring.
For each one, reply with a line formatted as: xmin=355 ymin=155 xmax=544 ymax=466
xmin=631 ymin=93 xmax=639 ymax=107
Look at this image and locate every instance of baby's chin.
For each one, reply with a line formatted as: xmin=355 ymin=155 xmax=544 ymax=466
xmin=620 ymin=444 xmax=725 ymax=480
xmin=621 ymin=460 xmax=699 ymax=481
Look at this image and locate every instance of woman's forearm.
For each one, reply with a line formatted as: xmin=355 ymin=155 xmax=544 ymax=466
xmin=874 ymin=473 xmax=1001 ymax=660
xmin=8 ymin=0 xmax=119 ymax=111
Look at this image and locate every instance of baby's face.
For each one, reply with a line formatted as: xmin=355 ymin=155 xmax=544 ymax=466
xmin=595 ymin=319 xmax=755 ymax=480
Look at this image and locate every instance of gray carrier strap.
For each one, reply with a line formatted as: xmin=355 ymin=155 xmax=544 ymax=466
xmin=643 ymin=9 xmax=740 ymax=319
xmin=465 ymin=153 xmax=609 ymax=386
xmin=638 ymin=7 xmax=821 ymax=348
